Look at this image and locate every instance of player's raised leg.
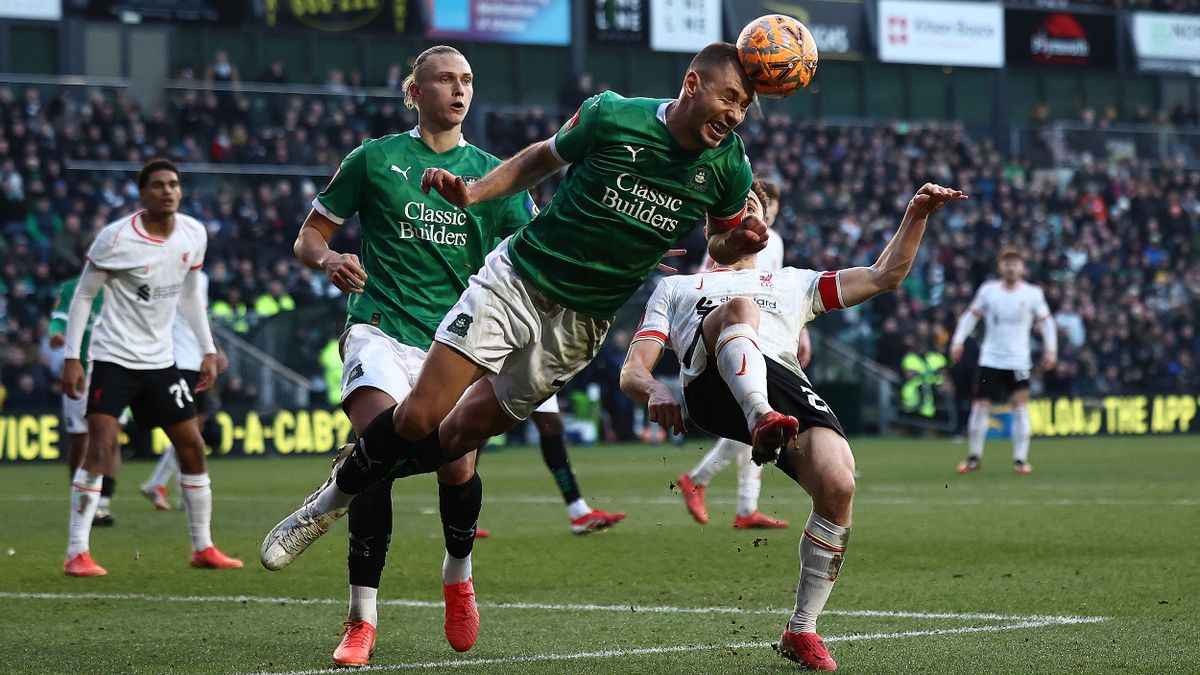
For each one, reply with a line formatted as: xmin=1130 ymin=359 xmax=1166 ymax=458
xmin=701 ymin=297 xmax=799 ymax=464
xmin=777 ymin=426 xmax=856 ymax=671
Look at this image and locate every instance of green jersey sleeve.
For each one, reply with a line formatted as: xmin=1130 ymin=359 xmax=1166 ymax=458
xmin=314 ymin=140 xmax=370 ymax=224
xmin=707 ymin=153 xmax=754 ymax=231
xmin=486 ymin=190 xmax=538 ymax=242
xmin=551 ymin=93 xmax=606 ymax=164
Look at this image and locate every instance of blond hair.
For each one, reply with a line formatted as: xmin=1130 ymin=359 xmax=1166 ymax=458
xmin=402 ymin=45 xmax=465 ymax=110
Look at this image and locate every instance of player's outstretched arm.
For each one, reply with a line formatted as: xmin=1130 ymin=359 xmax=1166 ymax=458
xmin=422 ymin=139 xmax=566 ymax=208
xmin=620 ymin=341 xmax=686 ymax=436
xmin=295 ymin=210 xmax=366 ymax=294
xmin=838 ymin=183 xmax=966 ymax=309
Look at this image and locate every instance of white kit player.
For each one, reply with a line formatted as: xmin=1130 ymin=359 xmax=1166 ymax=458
xmin=950 ymin=248 xmax=1057 ymax=474
xmin=621 ymin=183 xmax=964 ymax=670
xmin=140 ymin=271 xmax=219 ymax=511
xmin=682 ymin=178 xmax=811 ymax=529
xmin=60 ymin=159 xmax=242 ymax=577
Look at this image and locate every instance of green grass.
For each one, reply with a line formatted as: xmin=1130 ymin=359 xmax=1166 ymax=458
xmin=1 ymin=436 xmax=1197 ymax=673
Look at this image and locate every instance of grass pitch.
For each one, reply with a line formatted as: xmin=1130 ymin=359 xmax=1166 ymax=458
xmin=1 ymin=435 xmax=1197 ymax=673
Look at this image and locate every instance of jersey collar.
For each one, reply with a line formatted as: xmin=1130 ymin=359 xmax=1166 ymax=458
xmin=656 ymin=102 xmax=670 ymax=126
xmin=408 ymin=126 xmax=467 ymax=148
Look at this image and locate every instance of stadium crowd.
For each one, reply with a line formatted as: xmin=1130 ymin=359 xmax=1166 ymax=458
xmin=1 ymin=72 xmax=1197 ymax=421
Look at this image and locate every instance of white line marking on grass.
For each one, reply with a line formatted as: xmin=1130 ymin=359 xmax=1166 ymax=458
xmin=248 ymin=616 xmax=1106 ymax=675
xmin=0 ymin=592 xmax=1108 ymax=625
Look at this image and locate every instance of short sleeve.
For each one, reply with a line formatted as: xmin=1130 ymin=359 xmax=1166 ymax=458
xmin=550 ymin=93 xmax=605 ymax=164
xmin=486 ymin=190 xmax=538 ymax=242
xmin=791 ymin=268 xmax=842 ymax=323
xmin=86 ymin=224 xmax=136 ymax=271
xmin=706 ymin=154 xmax=753 ymax=232
xmin=632 ymin=279 xmax=674 ymax=348
xmin=314 ymin=141 xmax=369 ymax=224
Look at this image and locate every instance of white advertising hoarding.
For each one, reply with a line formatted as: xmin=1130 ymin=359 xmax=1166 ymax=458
xmin=0 ymin=0 xmax=60 ymax=20
xmin=1132 ymin=12 xmax=1200 ymax=74
xmin=878 ymin=0 xmax=1004 ymax=68
xmin=649 ymin=0 xmax=720 ymax=53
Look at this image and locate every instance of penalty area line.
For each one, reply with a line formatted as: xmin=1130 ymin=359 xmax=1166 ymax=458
xmin=249 ymin=616 xmax=1108 ymax=675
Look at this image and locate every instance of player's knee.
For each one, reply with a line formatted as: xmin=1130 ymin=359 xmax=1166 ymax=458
xmin=818 ymin=465 xmax=856 ymax=510
xmin=437 ymin=454 xmax=477 ymax=485
xmin=394 ymin=399 xmax=442 ymax=439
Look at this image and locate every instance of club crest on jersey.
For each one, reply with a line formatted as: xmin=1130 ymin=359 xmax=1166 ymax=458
xmin=447 ymin=313 xmax=472 ymax=337
xmin=182 ymin=252 xmax=189 ymax=265
xmin=760 ymin=273 xmax=773 ymax=287
xmin=687 ymin=166 xmax=711 ymax=192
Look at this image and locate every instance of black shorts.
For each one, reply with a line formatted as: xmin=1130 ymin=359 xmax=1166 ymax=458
xmin=683 ymin=356 xmax=846 ymax=448
xmin=87 ymin=360 xmax=197 ymax=429
xmin=973 ymin=366 xmax=1031 ymax=402
xmin=179 ymin=369 xmax=210 ymax=416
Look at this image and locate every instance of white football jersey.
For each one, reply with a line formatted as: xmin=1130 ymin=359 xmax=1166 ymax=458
xmin=968 ymin=280 xmax=1052 ymax=371
xmin=172 ymin=271 xmax=209 ymax=372
xmin=87 ymin=210 xmax=207 ymax=370
xmin=700 ymin=226 xmax=784 ymax=272
xmin=633 ymin=266 xmax=843 ymax=383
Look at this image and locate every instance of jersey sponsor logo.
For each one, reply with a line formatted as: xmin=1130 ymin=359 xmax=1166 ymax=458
xmin=687 ymin=166 xmax=711 ymax=192
xmin=623 ymin=145 xmax=644 ymax=162
xmin=600 ymin=174 xmax=684 ymax=233
xmin=137 ymin=284 xmax=151 ymax=301
xmin=462 ymin=175 xmax=479 ymax=185
xmin=398 ymin=201 xmax=470 ymax=246
xmin=389 ymin=165 xmax=411 ymax=180
xmin=346 ymin=363 xmax=365 ymax=384
xmin=446 ymin=313 xmax=473 ymax=337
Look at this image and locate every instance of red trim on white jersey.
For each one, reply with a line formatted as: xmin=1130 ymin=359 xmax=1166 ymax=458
xmin=817 ymin=271 xmax=844 ymax=311
xmin=129 ymin=211 xmax=166 ymax=244
xmin=632 ymin=329 xmax=668 ymax=345
xmin=706 ymin=205 xmax=746 ymax=233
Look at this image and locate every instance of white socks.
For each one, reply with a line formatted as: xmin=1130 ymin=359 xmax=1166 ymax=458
xmin=715 ymin=324 xmax=771 ymax=429
xmin=691 ymin=437 xmax=740 ymax=485
xmin=67 ymin=469 xmax=102 ymax=557
xmin=789 ymin=512 xmax=851 ymax=634
xmin=735 ymin=451 xmax=764 ymax=518
xmin=967 ymin=404 xmax=990 ymax=459
xmin=179 ymin=472 xmax=214 ymax=551
xmin=566 ymin=498 xmax=592 ymax=520
xmin=1012 ymin=405 xmax=1031 ymax=464
xmin=348 ymin=585 xmax=379 ymax=627
xmin=442 ymin=551 xmax=473 ymax=585
xmin=313 ymin=481 xmax=355 ymax=515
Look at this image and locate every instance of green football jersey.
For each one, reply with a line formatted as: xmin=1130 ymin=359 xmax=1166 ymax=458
xmin=49 ymin=276 xmax=104 ymax=369
xmin=508 ymin=91 xmax=753 ymax=318
xmin=315 ymin=129 xmax=537 ymax=348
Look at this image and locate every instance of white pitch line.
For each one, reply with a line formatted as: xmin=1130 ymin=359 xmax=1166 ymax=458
xmin=0 ymin=591 xmax=1108 ymax=625
xmin=249 ymin=616 xmax=1106 ymax=675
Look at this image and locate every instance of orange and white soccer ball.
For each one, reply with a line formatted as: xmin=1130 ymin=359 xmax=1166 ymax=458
xmin=735 ymin=14 xmax=819 ymax=98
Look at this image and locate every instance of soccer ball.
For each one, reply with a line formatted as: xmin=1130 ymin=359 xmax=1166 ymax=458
xmin=735 ymin=14 xmax=819 ymax=98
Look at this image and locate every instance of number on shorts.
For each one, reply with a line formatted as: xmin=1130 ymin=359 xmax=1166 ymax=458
xmin=168 ymin=379 xmax=195 ymax=409
xmin=799 ymin=384 xmax=831 ymax=413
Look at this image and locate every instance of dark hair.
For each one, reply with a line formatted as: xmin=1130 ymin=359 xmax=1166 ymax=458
xmin=137 ymin=158 xmax=179 ymax=188
xmin=687 ymin=42 xmax=742 ymax=77
xmin=751 ymin=177 xmax=780 ymax=208
xmin=403 ymin=45 xmax=466 ymax=110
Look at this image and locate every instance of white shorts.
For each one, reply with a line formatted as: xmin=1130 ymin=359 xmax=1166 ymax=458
xmin=63 ymin=393 xmax=88 ymax=435
xmin=433 ymin=242 xmax=611 ymax=421
xmin=339 ymin=324 xmax=429 ymax=405
xmin=533 ymin=395 xmax=560 ymax=415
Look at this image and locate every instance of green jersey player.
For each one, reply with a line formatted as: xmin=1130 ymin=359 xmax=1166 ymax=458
xmin=261 ymin=41 xmax=769 ymax=622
